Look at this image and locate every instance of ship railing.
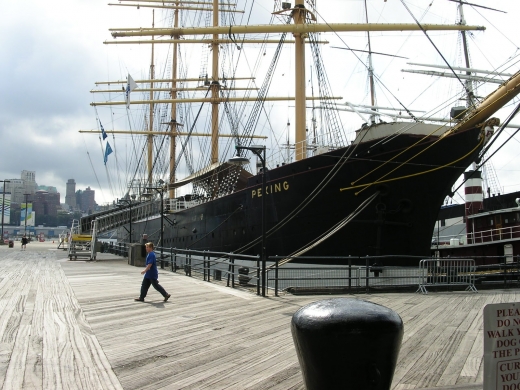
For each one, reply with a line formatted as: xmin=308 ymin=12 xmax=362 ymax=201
xmin=417 ymin=258 xmax=477 ymax=294
xmin=467 ymin=224 xmax=520 ymax=244
xmin=269 ymin=133 xmax=342 ymax=167
xmin=91 ymin=200 xmax=159 ymax=235
xmin=167 ymin=199 xmax=201 ymax=212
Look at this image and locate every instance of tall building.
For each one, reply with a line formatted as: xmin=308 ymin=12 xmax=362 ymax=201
xmin=77 ymin=186 xmax=95 ymax=213
xmin=21 ymin=170 xmax=37 ymax=195
xmin=65 ymin=179 xmax=76 ymax=209
xmin=6 ymin=170 xmax=37 ymax=204
xmin=21 ymin=170 xmax=35 ymax=182
xmin=33 ymin=190 xmax=61 ymax=217
xmin=6 ymin=179 xmax=24 ymax=203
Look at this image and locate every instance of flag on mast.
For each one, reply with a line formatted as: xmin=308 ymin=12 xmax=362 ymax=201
xmin=104 ymin=142 xmax=113 ymax=165
xmin=100 ymin=120 xmax=107 ymax=140
xmin=125 ymin=74 xmax=138 ymax=108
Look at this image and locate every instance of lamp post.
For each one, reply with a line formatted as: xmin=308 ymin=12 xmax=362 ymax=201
xmin=129 ymin=199 xmax=133 ymax=243
xmin=159 ymin=187 xmax=164 ymax=261
xmin=437 ymin=221 xmax=440 ymax=254
xmin=119 ymin=194 xmax=136 ymax=243
xmin=23 ymin=193 xmax=31 ymax=238
xmin=1 ymin=180 xmax=10 ymax=243
xmin=229 ymin=145 xmax=267 ymax=297
xmin=147 ymin=180 xmax=165 ymax=260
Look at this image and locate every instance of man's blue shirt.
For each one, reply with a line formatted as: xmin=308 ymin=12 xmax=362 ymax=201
xmin=144 ymin=251 xmax=159 ymax=279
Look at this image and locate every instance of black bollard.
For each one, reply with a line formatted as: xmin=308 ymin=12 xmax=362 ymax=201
xmin=238 ymin=266 xmax=251 ymax=286
xmin=291 ymin=298 xmax=403 ymax=390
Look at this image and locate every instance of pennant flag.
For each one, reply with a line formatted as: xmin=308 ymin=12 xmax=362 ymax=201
xmin=100 ymin=120 xmax=107 ymax=140
xmin=125 ymin=74 xmax=138 ymax=108
xmin=104 ymin=142 xmax=113 ymax=165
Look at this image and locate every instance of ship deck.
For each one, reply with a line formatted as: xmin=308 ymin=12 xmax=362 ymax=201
xmin=0 ymin=241 xmax=514 ymax=389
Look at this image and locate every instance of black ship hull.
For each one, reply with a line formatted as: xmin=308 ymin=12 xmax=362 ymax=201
xmin=118 ymin=124 xmax=483 ymax=266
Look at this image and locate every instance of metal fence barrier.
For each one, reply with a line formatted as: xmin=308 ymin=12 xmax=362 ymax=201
xmin=103 ymin=246 xmax=520 ymax=296
xmin=417 ymin=258 xmax=477 ymax=294
xmin=154 ymin=247 xmax=261 ymax=293
xmin=267 ymin=265 xmax=427 ymax=295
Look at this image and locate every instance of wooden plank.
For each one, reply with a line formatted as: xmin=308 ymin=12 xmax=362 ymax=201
xmin=0 ymin=259 xmax=33 ymax=388
xmin=23 ymin=275 xmax=44 ymax=389
xmin=436 ymin=296 xmax=488 ymax=387
xmin=0 ymin=247 xmax=124 ymax=389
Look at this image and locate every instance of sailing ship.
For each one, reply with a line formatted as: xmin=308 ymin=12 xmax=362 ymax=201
xmin=81 ymin=0 xmax=520 ymax=266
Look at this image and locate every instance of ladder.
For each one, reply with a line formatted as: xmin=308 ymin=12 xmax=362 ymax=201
xmin=68 ymin=219 xmax=95 ymax=260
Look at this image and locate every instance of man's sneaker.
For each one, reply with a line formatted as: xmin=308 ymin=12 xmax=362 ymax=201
xmin=134 ymin=298 xmax=144 ymax=302
xmin=164 ymin=294 xmax=171 ymax=302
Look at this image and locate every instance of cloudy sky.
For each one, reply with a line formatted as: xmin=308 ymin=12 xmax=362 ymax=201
xmin=1 ymin=0 xmax=519 ymax=206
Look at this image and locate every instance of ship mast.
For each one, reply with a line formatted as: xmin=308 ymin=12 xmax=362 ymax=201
xmin=169 ymin=2 xmax=179 ymax=199
xmin=458 ymin=2 xmax=477 ymax=173
xmin=458 ymin=2 xmax=475 ymax=108
xmin=148 ymin=10 xmax=155 ymax=188
xmin=211 ymin=0 xmax=220 ymax=164
xmin=293 ymin=0 xmax=307 ymax=161
xmin=91 ymin=3 xmax=485 ymax=195
xmin=365 ymin=0 xmax=377 ymax=124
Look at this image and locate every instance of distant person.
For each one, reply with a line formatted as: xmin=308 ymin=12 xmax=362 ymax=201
xmin=135 ymin=242 xmax=171 ymax=302
xmin=21 ymin=235 xmax=28 ymax=251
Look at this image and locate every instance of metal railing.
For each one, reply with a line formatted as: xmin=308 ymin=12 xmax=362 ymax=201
xmin=154 ymin=247 xmax=262 ymax=293
xmin=267 ymin=256 xmax=427 ymax=296
xmin=102 ymin=247 xmax=520 ymax=296
xmin=417 ymin=258 xmax=477 ymax=294
xmin=431 ymin=224 xmax=520 ymax=247
xmin=166 ymin=198 xmax=202 ymax=212
xmin=80 ymin=200 xmax=159 ymax=235
xmin=467 ymin=224 xmax=520 ymax=244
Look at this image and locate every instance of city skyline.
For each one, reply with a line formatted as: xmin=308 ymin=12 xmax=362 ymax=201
xmin=0 ymin=170 xmax=97 ymax=210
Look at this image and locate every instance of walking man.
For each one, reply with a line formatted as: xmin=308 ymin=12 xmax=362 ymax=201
xmin=135 ymin=242 xmax=171 ymax=302
xmin=21 ymin=235 xmax=28 ymax=251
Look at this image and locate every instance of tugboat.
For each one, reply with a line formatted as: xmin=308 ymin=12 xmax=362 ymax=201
xmin=433 ymin=170 xmax=520 ymax=265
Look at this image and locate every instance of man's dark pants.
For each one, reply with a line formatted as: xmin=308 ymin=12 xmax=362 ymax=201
xmin=140 ymin=277 xmax=168 ymax=299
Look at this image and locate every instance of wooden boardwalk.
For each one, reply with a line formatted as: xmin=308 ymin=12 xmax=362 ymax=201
xmin=0 ymin=241 xmax=517 ymax=389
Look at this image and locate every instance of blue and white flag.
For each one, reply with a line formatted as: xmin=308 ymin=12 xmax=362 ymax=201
xmin=125 ymin=74 xmax=138 ymax=108
xmin=104 ymin=142 xmax=113 ymax=165
xmin=100 ymin=120 xmax=107 ymax=140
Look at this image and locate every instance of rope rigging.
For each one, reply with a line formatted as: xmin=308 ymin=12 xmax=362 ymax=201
xmin=308 ymin=32 xmax=346 ymax=147
xmin=341 ymin=132 xmax=486 ymax=195
xmin=399 ymin=0 xmax=477 ymax=104
xmin=238 ymin=16 xmax=292 ymax=151
xmin=451 ymin=101 xmax=520 ymax=195
xmin=273 ymin=191 xmax=380 ymax=267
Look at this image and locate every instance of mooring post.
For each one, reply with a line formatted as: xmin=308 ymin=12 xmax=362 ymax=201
xmin=291 ymin=298 xmax=403 ymax=390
